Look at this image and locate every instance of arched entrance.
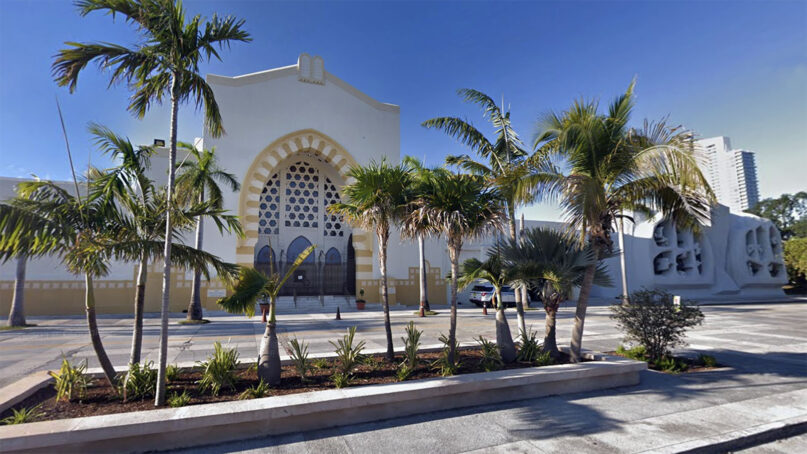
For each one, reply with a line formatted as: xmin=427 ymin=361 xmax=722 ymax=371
xmin=254 ymin=153 xmax=353 ymax=296
xmin=236 ymin=129 xmax=373 ymax=297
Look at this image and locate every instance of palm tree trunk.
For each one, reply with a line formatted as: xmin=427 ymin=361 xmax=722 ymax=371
xmin=418 ymin=234 xmax=429 ymax=316
xmin=258 ymin=295 xmax=281 ymax=385
xmin=187 ymin=188 xmax=205 ymax=321
xmin=7 ymin=255 xmax=27 ymax=327
xmin=543 ymin=295 xmax=559 ymax=358
xmin=495 ymin=289 xmax=516 ymax=363
xmin=508 ymin=206 xmax=527 ymax=337
xmin=617 ymin=216 xmax=629 ymax=305
xmin=155 ymin=73 xmax=180 ymax=406
xmin=129 ymin=256 xmax=147 ymax=365
xmin=447 ymin=241 xmax=460 ymax=366
xmin=570 ymin=254 xmax=598 ymax=363
xmin=378 ymin=229 xmax=394 ymax=362
xmin=85 ymin=273 xmax=117 ymax=388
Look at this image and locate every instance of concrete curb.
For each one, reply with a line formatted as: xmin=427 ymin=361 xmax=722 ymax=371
xmin=656 ymin=413 xmax=807 ymax=454
xmin=0 ymin=353 xmax=645 ymax=453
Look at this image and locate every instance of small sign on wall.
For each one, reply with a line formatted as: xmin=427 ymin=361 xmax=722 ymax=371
xmin=207 ymin=289 xmax=226 ymax=298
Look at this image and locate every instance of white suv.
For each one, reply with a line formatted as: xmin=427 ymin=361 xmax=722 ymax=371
xmin=468 ymin=284 xmax=517 ymax=308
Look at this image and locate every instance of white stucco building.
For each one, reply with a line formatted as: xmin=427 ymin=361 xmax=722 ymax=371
xmin=0 ymin=55 xmax=787 ymax=316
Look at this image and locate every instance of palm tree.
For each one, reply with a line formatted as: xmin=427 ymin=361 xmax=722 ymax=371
xmin=218 ymin=246 xmax=314 ymax=385
xmin=0 ymin=180 xmax=238 ymax=387
xmin=6 ymin=255 xmax=27 ymax=327
xmin=458 ymin=253 xmax=516 ymax=363
xmin=401 ymin=156 xmax=451 ymax=316
xmin=423 ymin=89 xmax=532 ymax=335
xmin=404 ymin=172 xmax=505 ymax=366
xmin=501 ymin=227 xmax=612 ymax=357
xmin=176 ymin=143 xmax=241 ymax=322
xmin=53 ymin=0 xmax=251 ymax=405
xmin=89 ymin=127 xmax=242 ymax=366
xmin=328 ymin=160 xmax=413 ymax=362
xmin=525 ymin=81 xmax=714 ymax=362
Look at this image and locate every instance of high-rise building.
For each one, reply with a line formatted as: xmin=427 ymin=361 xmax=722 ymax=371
xmin=695 ymin=136 xmax=760 ymax=212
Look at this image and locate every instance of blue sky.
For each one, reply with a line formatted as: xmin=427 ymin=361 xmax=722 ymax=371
xmin=0 ymin=0 xmax=805 ymax=221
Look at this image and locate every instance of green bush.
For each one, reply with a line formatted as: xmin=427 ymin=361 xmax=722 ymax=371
xmin=1 ymin=403 xmax=45 ymax=425
xmin=165 ymin=364 xmax=180 ymax=383
xmin=616 ymin=344 xmax=648 ymax=361
xmin=396 ymin=365 xmax=413 ymax=382
xmin=533 ymin=350 xmax=554 ymax=367
xmin=610 ymin=289 xmax=704 ymax=362
xmin=401 ymin=321 xmax=422 ymax=370
xmin=330 ymin=372 xmax=351 ymax=388
xmin=197 ymin=341 xmax=240 ymax=396
xmin=167 ymin=390 xmax=191 ymax=408
xmin=360 ymin=355 xmax=382 ymax=371
xmin=476 ymin=336 xmax=502 ymax=371
xmin=655 ymin=356 xmax=687 ymax=373
xmin=287 ymin=338 xmax=311 ymax=382
xmin=784 ymin=237 xmax=807 ymax=286
xmin=312 ymin=358 xmax=331 ymax=370
xmin=516 ymin=328 xmax=542 ymax=363
xmin=431 ymin=333 xmax=460 ymax=377
xmin=122 ymin=361 xmax=158 ymax=400
xmin=698 ymin=354 xmax=718 ymax=368
xmin=50 ymin=358 xmax=89 ymax=402
xmin=239 ymin=380 xmax=271 ymax=400
xmin=329 ymin=326 xmax=366 ymax=376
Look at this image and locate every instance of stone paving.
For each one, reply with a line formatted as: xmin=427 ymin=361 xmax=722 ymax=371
xmin=1 ymin=299 xmax=806 ymax=452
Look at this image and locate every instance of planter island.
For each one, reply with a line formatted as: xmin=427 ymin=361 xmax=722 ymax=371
xmin=0 ymin=350 xmax=644 ymax=453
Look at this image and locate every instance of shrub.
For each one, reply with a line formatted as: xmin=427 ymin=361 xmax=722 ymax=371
xmin=329 ymin=326 xmax=366 ymax=376
xmin=516 ymin=328 xmax=542 ymax=363
xmin=401 ymin=321 xmax=422 ymax=370
xmin=330 ymin=372 xmax=351 ymax=388
xmin=656 ymin=356 xmax=687 ymax=373
xmin=698 ymin=354 xmax=718 ymax=368
xmin=610 ymin=289 xmax=704 ymax=362
xmin=360 ymin=355 xmax=382 ymax=371
xmin=50 ymin=358 xmax=89 ymax=402
xmin=396 ymin=365 xmax=413 ymax=382
xmin=616 ymin=344 xmax=648 ymax=361
xmin=1 ymin=403 xmax=45 ymax=425
xmin=122 ymin=361 xmax=158 ymax=400
xmin=533 ymin=350 xmax=554 ymax=367
xmin=476 ymin=336 xmax=503 ymax=371
xmin=165 ymin=364 xmax=180 ymax=383
xmin=167 ymin=390 xmax=191 ymax=408
xmin=197 ymin=341 xmax=240 ymax=396
xmin=431 ymin=333 xmax=460 ymax=376
xmin=286 ymin=338 xmax=311 ymax=382
xmin=239 ymin=380 xmax=271 ymax=400
xmin=313 ymin=358 xmax=331 ymax=370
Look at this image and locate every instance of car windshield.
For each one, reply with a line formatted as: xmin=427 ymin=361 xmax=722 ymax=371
xmin=502 ymin=286 xmax=513 ymax=292
xmin=471 ymin=285 xmax=493 ymax=292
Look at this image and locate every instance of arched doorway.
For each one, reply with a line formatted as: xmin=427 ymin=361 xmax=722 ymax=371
xmin=253 ymin=153 xmax=355 ymax=296
xmin=255 ymin=245 xmax=276 ymax=276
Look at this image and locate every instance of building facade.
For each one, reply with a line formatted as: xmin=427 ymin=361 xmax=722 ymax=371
xmin=0 ymin=56 xmax=786 ymax=316
xmin=696 ymin=136 xmax=760 ymax=213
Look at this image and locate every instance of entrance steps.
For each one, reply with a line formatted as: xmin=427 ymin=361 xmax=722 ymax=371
xmin=274 ymin=295 xmax=355 ymax=314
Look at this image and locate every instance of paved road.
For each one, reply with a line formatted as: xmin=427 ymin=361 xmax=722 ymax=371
xmin=2 ymin=300 xmax=806 ymax=453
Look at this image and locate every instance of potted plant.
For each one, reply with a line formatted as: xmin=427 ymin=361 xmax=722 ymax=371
xmin=356 ymin=288 xmax=366 ymax=310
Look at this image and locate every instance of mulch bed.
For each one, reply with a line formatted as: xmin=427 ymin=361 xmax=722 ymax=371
xmin=2 ymin=348 xmax=574 ymax=423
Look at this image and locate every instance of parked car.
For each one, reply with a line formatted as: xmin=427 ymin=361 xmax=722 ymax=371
xmin=468 ymin=283 xmax=542 ymax=308
xmin=469 ymin=284 xmax=516 ymax=308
